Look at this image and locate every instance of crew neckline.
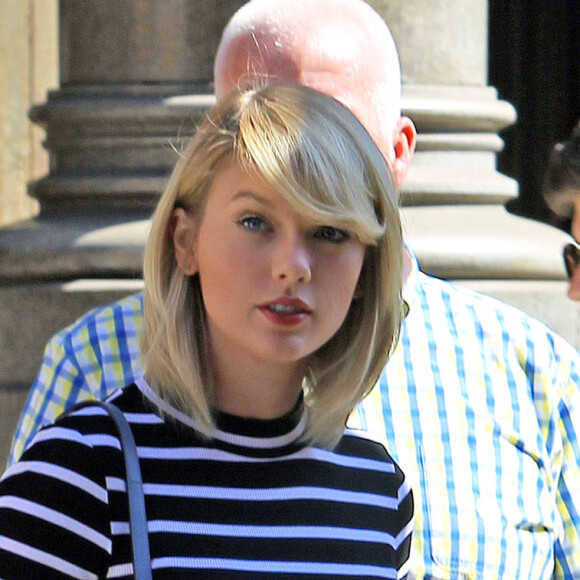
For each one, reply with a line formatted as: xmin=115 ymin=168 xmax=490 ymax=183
xmin=212 ymin=392 xmax=305 ymax=438
xmin=135 ymin=376 xmax=308 ymax=451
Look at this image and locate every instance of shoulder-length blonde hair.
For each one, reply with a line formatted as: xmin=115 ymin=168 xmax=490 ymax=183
xmin=142 ymin=83 xmax=403 ymax=448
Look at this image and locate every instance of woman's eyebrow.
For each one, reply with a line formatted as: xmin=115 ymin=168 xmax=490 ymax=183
xmin=230 ymin=190 xmax=273 ymax=207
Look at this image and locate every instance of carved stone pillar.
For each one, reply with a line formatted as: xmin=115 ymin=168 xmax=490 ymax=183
xmin=2 ymin=1 xmax=252 ymax=281
xmin=0 ymin=0 xmax=244 ymax=464
xmin=369 ymin=0 xmax=579 ymax=338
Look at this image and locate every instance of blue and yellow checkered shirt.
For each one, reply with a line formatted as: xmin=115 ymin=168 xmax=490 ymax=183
xmin=9 ymin=252 xmax=580 ymax=578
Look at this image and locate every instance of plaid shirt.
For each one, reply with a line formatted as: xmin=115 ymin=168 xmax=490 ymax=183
xmin=9 ymin=252 xmax=580 ymax=579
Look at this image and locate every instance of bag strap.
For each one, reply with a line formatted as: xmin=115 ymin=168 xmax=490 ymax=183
xmin=62 ymin=400 xmax=153 ymax=580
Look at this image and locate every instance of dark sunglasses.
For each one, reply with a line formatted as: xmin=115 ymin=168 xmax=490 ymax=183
xmin=563 ymin=243 xmax=580 ymax=279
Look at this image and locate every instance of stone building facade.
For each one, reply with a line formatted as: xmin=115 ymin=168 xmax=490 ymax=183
xmin=0 ymin=0 xmax=577 ymax=466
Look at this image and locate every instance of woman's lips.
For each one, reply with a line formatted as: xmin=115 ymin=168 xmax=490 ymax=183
xmin=258 ymin=297 xmax=312 ymax=326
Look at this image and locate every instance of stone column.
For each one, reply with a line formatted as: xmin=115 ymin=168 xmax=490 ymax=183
xmin=0 ymin=0 xmax=245 ymax=465
xmin=370 ymin=0 xmax=579 ymax=341
xmin=5 ymin=0 xmax=252 ymax=281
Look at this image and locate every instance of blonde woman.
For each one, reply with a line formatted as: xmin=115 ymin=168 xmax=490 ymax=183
xmin=0 ymin=84 xmax=412 ymax=579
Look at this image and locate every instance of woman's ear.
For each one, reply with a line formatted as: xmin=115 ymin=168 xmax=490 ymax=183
xmin=171 ymin=207 xmax=198 ymax=276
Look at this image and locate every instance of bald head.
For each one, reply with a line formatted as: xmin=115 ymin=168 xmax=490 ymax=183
xmin=214 ymin=0 xmax=416 ymax=187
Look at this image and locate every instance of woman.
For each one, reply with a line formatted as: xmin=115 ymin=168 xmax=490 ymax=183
xmin=0 ymin=84 xmax=412 ymax=578
xmin=544 ymin=121 xmax=580 ymax=300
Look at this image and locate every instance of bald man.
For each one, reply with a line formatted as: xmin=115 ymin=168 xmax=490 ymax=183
xmin=214 ymin=0 xmax=414 ymax=186
xmin=10 ymin=0 xmax=580 ymax=578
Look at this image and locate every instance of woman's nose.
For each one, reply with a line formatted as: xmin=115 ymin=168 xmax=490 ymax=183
xmin=272 ymin=235 xmax=312 ymax=285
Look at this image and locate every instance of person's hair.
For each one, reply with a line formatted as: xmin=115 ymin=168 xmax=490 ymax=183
xmin=141 ymin=83 xmax=403 ymax=448
xmin=543 ymin=121 xmax=580 ymax=220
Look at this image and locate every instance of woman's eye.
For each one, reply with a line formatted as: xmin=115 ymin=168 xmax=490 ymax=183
xmin=313 ymin=226 xmax=350 ymax=243
xmin=239 ymin=215 xmax=268 ymax=233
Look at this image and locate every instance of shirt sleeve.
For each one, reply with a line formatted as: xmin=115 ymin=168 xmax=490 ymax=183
xmin=8 ymin=328 xmax=88 ymax=466
xmin=8 ymin=293 xmax=144 ymax=467
xmin=554 ymin=341 xmax=580 ymax=578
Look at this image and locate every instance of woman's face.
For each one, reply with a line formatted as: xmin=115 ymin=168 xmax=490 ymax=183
xmin=564 ymin=243 xmax=580 ymax=301
xmin=172 ymin=159 xmax=366 ymax=387
xmin=565 ymin=198 xmax=580 ymax=302
xmin=572 ymin=196 xmax=580 ymax=243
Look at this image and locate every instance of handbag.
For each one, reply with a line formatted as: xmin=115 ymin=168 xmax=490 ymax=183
xmin=62 ymin=400 xmax=153 ymax=579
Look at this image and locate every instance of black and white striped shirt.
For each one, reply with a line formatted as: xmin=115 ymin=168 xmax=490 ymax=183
xmin=0 ymin=378 xmax=413 ymax=579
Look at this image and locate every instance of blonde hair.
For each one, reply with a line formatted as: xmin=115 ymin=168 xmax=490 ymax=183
xmin=142 ymin=83 xmax=403 ymax=447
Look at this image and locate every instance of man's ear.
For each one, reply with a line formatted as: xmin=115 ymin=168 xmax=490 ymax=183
xmin=391 ymin=115 xmax=417 ymax=189
xmin=171 ymin=207 xmax=198 ymax=276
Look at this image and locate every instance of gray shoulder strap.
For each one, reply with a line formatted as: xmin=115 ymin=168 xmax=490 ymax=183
xmin=63 ymin=399 xmax=152 ymax=580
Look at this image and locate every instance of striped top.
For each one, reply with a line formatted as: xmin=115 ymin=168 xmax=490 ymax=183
xmin=0 ymin=378 xmax=414 ymax=579
xmin=9 ymin=249 xmax=580 ymax=578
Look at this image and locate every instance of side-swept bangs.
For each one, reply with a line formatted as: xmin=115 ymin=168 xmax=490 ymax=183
xmin=230 ymin=85 xmax=391 ymax=245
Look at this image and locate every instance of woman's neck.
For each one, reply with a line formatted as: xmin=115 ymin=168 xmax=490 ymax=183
xmin=210 ymin=353 xmax=307 ymax=420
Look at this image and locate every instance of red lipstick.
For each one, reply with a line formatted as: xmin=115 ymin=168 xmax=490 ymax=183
xmin=258 ymin=297 xmax=312 ymax=327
